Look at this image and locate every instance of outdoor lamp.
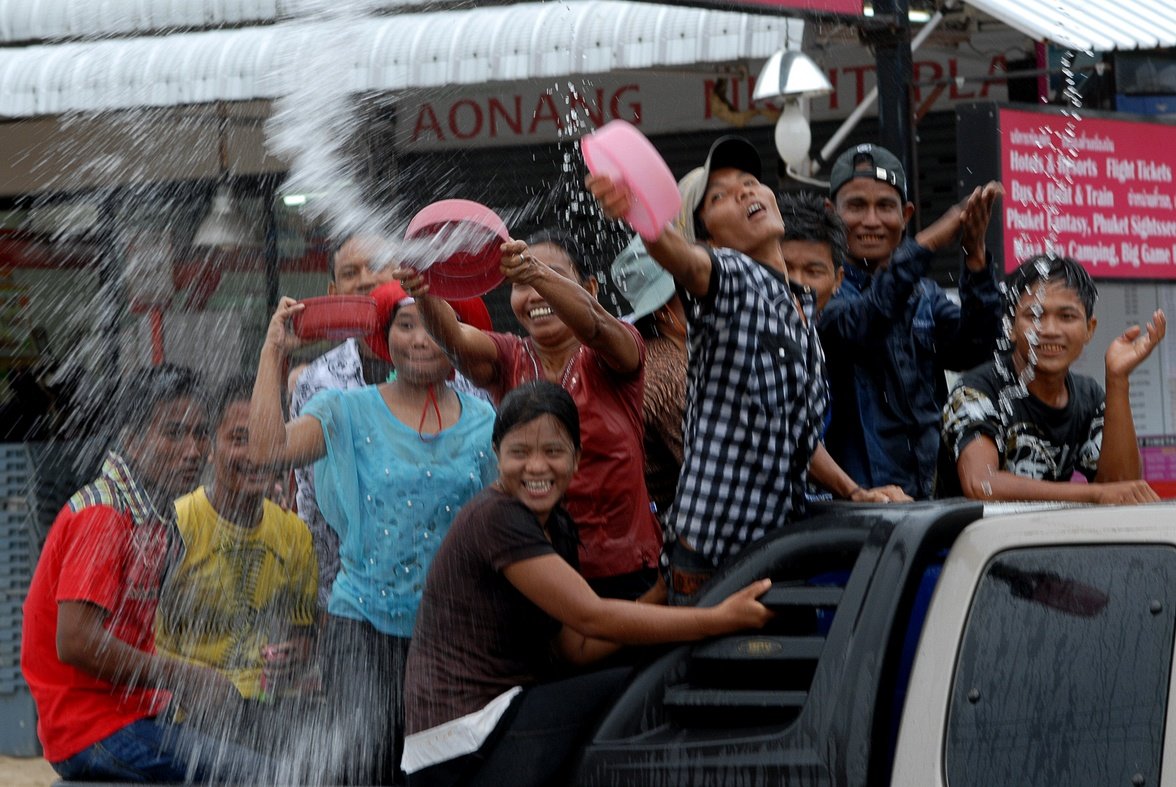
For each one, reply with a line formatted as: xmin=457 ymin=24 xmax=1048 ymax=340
xmin=192 ymin=184 xmax=260 ymax=248
xmin=193 ymin=101 xmax=262 ymax=249
xmin=754 ymin=50 xmax=832 ymax=103
xmin=753 ymin=51 xmax=833 ymax=182
xmin=772 ymin=103 xmax=812 ymax=171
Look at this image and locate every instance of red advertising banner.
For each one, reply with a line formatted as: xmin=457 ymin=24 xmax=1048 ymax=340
xmin=1000 ymin=107 xmax=1176 ymax=278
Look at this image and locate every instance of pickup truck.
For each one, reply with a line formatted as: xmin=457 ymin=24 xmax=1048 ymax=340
xmin=574 ymin=500 xmax=1176 ymax=787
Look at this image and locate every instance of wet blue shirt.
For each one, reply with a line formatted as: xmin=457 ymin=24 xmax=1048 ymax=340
xmin=303 ymin=387 xmax=497 ymax=637
xmin=818 ymin=238 xmax=1001 ymax=499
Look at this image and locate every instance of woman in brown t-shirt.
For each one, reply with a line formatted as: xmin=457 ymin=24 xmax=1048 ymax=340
xmin=402 ymin=381 xmax=773 ymax=787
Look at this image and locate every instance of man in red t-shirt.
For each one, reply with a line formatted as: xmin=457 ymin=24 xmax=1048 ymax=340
xmin=21 ymin=364 xmax=269 ymax=782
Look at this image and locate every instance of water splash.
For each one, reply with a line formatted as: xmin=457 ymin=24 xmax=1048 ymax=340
xmin=997 ymin=44 xmax=1088 ymax=413
xmin=10 ymin=4 xmax=654 ymax=783
xmin=266 ymin=1 xmax=404 ymax=271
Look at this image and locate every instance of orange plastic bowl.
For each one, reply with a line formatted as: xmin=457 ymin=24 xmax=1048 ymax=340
xmin=404 ymin=199 xmax=509 ymax=299
xmin=292 ymin=295 xmax=378 ymax=341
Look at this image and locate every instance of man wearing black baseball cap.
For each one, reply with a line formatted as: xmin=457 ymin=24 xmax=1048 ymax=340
xmin=588 ymin=136 xmax=899 ymax=597
xmin=819 ymin=142 xmax=1004 ymax=499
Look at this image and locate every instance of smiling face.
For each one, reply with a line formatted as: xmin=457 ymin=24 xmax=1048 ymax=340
xmin=387 ymin=303 xmax=453 ymax=385
xmin=697 ymin=168 xmax=786 ymax=255
xmin=833 ymin=178 xmax=914 ymax=269
xmin=494 ymin=414 xmax=580 ymax=525
xmin=781 ymin=239 xmax=842 ymax=312
xmin=510 ymin=242 xmax=595 ymax=347
xmin=212 ymin=399 xmax=274 ymax=498
xmin=1011 ymin=280 xmax=1097 ymax=379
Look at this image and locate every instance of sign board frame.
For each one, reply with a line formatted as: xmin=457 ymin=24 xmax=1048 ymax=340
xmin=956 ymin=102 xmax=1176 ymax=280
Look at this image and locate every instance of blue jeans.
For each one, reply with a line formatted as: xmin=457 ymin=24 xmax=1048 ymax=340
xmin=52 ymin=716 xmax=272 ymax=784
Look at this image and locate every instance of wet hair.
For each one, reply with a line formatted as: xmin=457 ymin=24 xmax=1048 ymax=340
xmin=693 ymin=208 xmax=710 ymax=244
xmin=492 ymin=381 xmax=581 ymax=454
xmin=1004 ymin=254 xmax=1098 ymax=319
xmin=328 ymin=233 xmax=375 ymax=280
xmin=326 ymin=234 xmax=350 ymax=280
xmin=526 ymin=229 xmax=588 ymax=281
xmin=113 ymin=364 xmax=205 ymax=440
xmin=778 ymin=191 xmax=847 ymax=270
xmin=211 ymin=372 xmax=256 ymax=429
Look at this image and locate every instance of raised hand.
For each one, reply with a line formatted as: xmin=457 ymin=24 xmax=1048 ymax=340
xmin=960 ymin=181 xmax=1003 ymax=270
xmin=268 ymin=479 xmax=294 ymax=512
xmin=1106 ymin=308 xmax=1167 ymax=380
xmin=264 ymin=297 xmax=306 ymax=355
xmin=585 ymin=173 xmax=633 ymax=224
xmin=392 ymin=266 xmax=431 ymax=299
xmin=914 ymin=201 xmax=963 ymax=254
xmin=499 ymin=239 xmax=548 ymax=286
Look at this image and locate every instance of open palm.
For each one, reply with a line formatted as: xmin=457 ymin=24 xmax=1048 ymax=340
xmin=1105 ymin=308 xmax=1167 ymax=379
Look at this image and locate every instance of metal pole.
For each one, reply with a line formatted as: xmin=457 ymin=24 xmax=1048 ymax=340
xmin=264 ymin=174 xmax=280 ymax=313
xmin=871 ymin=0 xmax=917 ymax=213
xmin=814 ymin=2 xmax=952 ymax=174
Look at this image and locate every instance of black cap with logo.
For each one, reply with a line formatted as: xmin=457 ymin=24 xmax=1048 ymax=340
xmin=682 ymin=136 xmax=764 ymax=241
xmin=828 ymin=143 xmax=907 ymax=203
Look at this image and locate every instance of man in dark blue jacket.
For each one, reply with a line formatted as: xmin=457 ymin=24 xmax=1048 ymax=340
xmin=820 ymin=143 xmax=1003 ymax=498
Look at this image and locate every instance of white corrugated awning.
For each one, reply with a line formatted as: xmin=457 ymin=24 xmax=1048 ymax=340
xmin=0 ymin=0 xmax=279 ymax=43
xmin=0 ymin=1 xmax=800 ymax=118
xmin=965 ymin=0 xmax=1176 ymax=52
xmin=0 ymin=0 xmax=438 ymax=44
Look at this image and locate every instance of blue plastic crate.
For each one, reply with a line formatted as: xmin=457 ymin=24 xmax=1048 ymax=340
xmin=0 ymin=575 xmax=32 ymax=593
xmin=0 ymin=688 xmax=40 ymax=756
xmin=0 ymin=536 xmax=33 ymax=554
xmin=0 ymin=445 xmax=39 ymax=755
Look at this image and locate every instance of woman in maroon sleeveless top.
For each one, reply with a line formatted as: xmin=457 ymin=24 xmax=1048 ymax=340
xmin=400 ymin=230 xmax=662 ymax=600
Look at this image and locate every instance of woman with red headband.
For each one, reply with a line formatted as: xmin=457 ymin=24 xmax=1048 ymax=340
xmin=248 ymin=282 xmax=496 ymax=785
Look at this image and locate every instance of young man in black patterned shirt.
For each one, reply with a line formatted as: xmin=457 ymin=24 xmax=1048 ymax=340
xmin=941 ymin=254 xmax=1164 ymax=503
xmin=589 ymin=137 xmax=904 ymax=599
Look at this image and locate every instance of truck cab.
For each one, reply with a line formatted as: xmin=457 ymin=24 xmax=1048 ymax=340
xmin=574 ymin=501 xmax=1176 ymax=786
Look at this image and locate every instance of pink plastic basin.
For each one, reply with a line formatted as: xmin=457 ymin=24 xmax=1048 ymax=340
xmin=581 ymin=120 xmax=682 ymax=242
xmin=404 ymin=199 xmax=509 ymax=299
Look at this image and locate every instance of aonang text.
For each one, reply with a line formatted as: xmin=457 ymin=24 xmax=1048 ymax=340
xmin=410 ymin=85 xmax=642 ymax=142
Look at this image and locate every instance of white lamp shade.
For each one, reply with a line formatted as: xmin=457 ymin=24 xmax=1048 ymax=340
xmin=774 ymin=102 xmax=812 ymax=168
xmin=192 ymin=185 xmax=261 ymax=249
xmin=123 ymin=229 xmax=175 ymax=307
xmin=754 ymin=51 xmax=833 ymax=101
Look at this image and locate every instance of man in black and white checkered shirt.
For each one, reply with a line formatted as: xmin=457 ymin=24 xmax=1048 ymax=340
xmin=591 ymin=136 xmax=902 ymax=598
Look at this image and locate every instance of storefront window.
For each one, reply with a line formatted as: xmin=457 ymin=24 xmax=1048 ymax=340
xmin=0 ymin=177 xmax=337 ymax=442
